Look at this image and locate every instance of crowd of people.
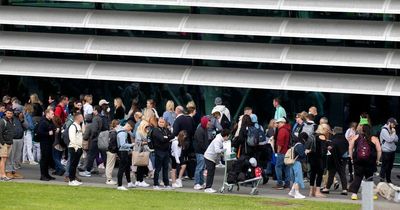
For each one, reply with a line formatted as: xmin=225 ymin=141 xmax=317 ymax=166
xmin=0 ymin=94 xmax=399 ymax=200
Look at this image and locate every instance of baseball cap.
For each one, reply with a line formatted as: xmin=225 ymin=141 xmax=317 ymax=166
xmin=388 ymin=117 xmax=398 ymax=125
xmin=276 ymin=118 xmax=286 ymax=123
xmin=214 ymin=97 xmax=222 ymax=105
xmin=99 ymin=99 xmax=109 ymax=106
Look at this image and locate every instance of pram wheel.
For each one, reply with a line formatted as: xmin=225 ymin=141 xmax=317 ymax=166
xmin=219 ymin=187 xmax=225 ymax=193
xmin=250 ymin=188 xmax=258 ymax=195
xmin=228 ymin=185 xmax=234 ymax=192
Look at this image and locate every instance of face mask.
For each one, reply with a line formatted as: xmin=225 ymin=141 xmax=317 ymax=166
xmin=106 ymin=107 xmax=111 ymax=113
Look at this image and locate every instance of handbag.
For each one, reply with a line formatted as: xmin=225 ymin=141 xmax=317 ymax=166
xmin=132 ymin=143 xmax=150 ymax=166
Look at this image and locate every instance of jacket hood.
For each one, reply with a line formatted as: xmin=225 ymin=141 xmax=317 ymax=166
xmin=201 ymin=116 xmax=209 ymax=129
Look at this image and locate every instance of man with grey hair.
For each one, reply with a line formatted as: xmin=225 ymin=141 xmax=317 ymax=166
xmin=211 ymin=97 xmax=231 ymax=124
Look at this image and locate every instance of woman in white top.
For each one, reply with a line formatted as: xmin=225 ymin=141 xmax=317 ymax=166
xmin=344 ymin=122 xmax=358 ymax=182
xmin=171 ymin=130 xmax=187 ymax=188
xmin=83 ymin=95 xmax=93 ymax=122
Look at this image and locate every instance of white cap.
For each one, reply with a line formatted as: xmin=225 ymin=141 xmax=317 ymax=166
xmin=99 ymin=99 xmax=109 ymax=106
xmin=276 ymin=118 xmax=286 ymax=123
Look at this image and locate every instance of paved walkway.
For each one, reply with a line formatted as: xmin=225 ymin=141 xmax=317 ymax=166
xmin=9 ymin=164 xmax=400 ymax=210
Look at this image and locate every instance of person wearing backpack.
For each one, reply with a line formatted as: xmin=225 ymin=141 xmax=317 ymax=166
xmin=348 ymin=124 xmax=382 ymax=200
xmin=232 ymin=115 xmax=253 ymax=158
xmin=152 ymin=117 xmax=174 ymax=190
xmin=67 ymin=113 xmax=84 ymax=186
xmin=250 ymin=114 xmax=268 ymax=184
xmin=306 ymin=123 xmax=330 ymax=198
xmin=288 ymin=135 xmax=307 ymax=199
xmin=274 ymin=118 xmax=291 ymax=190
xmin=116 ymin=120 xmax=136 ymax=190
xmin=79 ymin=106 xmax=103 ymax=177
xmin=105 ymin=120 xmax=120 ymax=185
xmin=379 ymin=118 xmax=398 ymax=184
xmin=0 ymin=109 xmax=15 ymax=181
xmin=5 ymin=108 xmax=25 ymax=179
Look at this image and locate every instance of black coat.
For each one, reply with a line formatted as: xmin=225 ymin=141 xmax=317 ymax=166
xmin=152 ymin=127 xmax=174 ymax=152
xmin=0 ymin=117 xmax=14 ymax=145
xmin=193 ymin=126 xmax=209 ymax=154
xmin=37 ymin=117 xmax=56 ymax=143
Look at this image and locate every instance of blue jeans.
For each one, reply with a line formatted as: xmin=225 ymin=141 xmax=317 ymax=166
xmin=194 ymin=153 xmax=205 ymax=185
xmin=275 ymin=153 xmax=291 ymax=186
xmin=291 ymin=161 xmax=305 ymax=188
xmin=52 ymin=148 xmax=65 ymax=174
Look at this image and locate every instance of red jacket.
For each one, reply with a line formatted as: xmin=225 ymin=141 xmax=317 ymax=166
xmin=276 ymin=123 xmax=291 ymax=154
xmin=54 ymin=104 xmax=67 ymax=124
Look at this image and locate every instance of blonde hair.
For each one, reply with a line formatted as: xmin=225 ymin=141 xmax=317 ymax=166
xmin=268 ymin=119 xmax=276 ymax=129
xmin=30 ymin=93 xmax=42 ymax=105
xmin=137 ymin=120 xmax=149 ymax=138
xmin=84 ymin=95 xmax=93 ymax=104
xmin=114 ymin=97 xmax=125 ymax=110
xmin=316 ymin=124 xmax=331 ymax=139
xmin=24 ymin=103 xmax=34 ymax=114
xmin=186 ymin=101 xmax=196 ymax=114
xmin=142 ymin=108 xmax=155 ymax=122
xmin=165 ymin=100 xmax=175 ymax=112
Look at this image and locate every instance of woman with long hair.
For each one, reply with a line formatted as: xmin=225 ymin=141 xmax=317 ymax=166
xmin=162 ymin=100 xmax=176 ymax=129
xmin=171 ymin=130 xmax=188 ymax=188
xmin=29 ymin=93 xmax=43 ymax=123
xmin=22 ymin=103 xmax=38 ymax=165
xmin=306 ymin=123 xmax=330 ymax=198
xmin=113 ymin=97 xmax=125 ymax=120
xmin=348 ymin=124 xmax=381 ymax=200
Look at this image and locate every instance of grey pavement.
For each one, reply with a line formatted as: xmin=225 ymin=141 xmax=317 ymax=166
xmin=9 ymin=164 xmax=400 ymax=210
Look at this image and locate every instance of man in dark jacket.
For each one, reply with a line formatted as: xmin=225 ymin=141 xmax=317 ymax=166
xmin=322 ymin=127 xmax=348 ymax=195
xmin=37 ymin=108 xmax=56 ymax=181
xmin=80 ymin=105 xmax=103 ymax=177
xmin=152 ymin=118 xmax=174 ymax=188
xmin=193 ymin=116 xmax=211 ymax=190
xmin=5 ymin=110 xmax=25 ymax=179
xmin=0 ymin=109 xmax=14 ymax=181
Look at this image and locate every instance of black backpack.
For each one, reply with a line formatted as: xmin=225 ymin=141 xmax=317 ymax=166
xmin=33 ymin=121 xmax=40 ymax=142
xmin=108 ymin=130 xmax=119 ymax=153
xmin=62 ymin=123 xmax=77 ymax=146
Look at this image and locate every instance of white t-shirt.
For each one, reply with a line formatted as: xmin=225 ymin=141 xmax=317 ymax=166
xmin=83 ymin=103 xmax=93 ymax=116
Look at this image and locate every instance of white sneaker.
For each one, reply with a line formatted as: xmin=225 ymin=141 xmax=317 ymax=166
xmin=117 ymin=186 xmax=128 ymax=191
xmin=294 ymin=191 xmax=306 ymax=199
xmin=79 ymin=171 xmax=91 ymax=177
xmin=138 ymin=181 xmax=150 ymax=188
xmin=29 ymin=161 xmax=39 ymax=165
xmin=288 ymin=188 xmax=295 ymax=197
xmin=106 ymin=179 xmax=117 ymax=185
xmin=204 ymin=188 xmax=217 ymax=193
xmin=216 ymin=163 xmax=225 ymax=168
xmin=164 ymin=186 xmax=173 ymax=190
xmin=127 ymin=182 xmax=136 ymax=188
xmin=194 ymin=184 xmax=203 ymax=190
xmin=153 ymin=186 xmax=162 ymax=190
xmin=172 ymin=183 xmax=180 ymax=188
xmin=69 ymin=180 xmax=82 ymax=186
xmin=176 ymin=179 xmax=183 ymax=188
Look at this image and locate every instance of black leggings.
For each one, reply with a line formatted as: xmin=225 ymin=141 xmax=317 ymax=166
xmin=309 ymin=154 xmax=324 ymax=187
xmin=117 ymin=151 xmax=131 ymax=187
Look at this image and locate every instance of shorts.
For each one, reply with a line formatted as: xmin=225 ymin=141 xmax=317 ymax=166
xmin=171 ymin=156 xmax=185 ymax=169
xmin=0 ymin=143 xmax=12 ymax=158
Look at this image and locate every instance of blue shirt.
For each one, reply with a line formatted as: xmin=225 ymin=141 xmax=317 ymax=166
xmin=117 ymin=128 xmax=133 ymax=152
xmin=162 ymin=111 xmax=176 ymax=127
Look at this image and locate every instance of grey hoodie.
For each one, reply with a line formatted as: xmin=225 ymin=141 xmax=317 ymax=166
xmin=380 ymin=124 xmax=398 ymax=152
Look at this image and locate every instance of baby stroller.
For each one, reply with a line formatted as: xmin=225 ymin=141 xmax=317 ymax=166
xmin=220 ymin=155 xmax=263 ymax=195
